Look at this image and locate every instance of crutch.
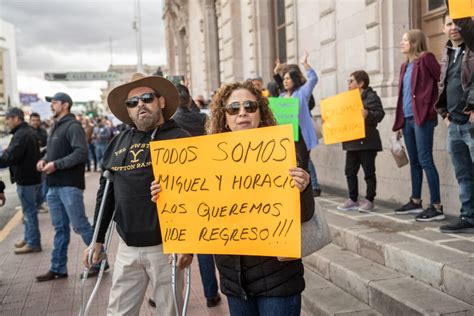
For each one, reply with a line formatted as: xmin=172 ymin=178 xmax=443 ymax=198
xmin=171 ymin=254 xmax=192 ymax=316
xmin=79 ymin=170 xmax=115 ymax=316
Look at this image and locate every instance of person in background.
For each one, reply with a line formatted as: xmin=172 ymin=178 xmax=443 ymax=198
xmin=250 ymin=76 xmax=270 ymax=97
xmin=29 ymin=112 xmax=49 ymax=213
xmin=392 ymin=29 xmax=444 ymax=221
xmin=195 ymin=94 xmax=207 ymax=109
xmin=152 ymin=80 xmax=314 ymax=316
xmin=0 ymin=180 xmax=5 ymax=206
xmin=82 ymin=117 xmax=95 ymax=172
xmin=435 ymin=13 xmax=474 ymax=233
xmin=93 ymin=117 xmax=112 ymax=171
xmin=337 ymin=70 xmax=385 ymax=212
xmin=36 ymin=92 xmax=99 ymax=281
xmin=0 ymin=108 xmax=42 ymax=254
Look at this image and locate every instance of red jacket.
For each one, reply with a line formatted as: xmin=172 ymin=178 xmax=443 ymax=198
xmin=392 ymin=52 xmax=440 ymax=131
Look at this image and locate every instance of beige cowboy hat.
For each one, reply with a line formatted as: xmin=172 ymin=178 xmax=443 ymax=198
xmin=107 ymin=73 xmax=179 ymax=125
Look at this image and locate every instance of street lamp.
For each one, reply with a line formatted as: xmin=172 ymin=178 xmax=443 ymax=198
xmin=133 ymin=0 xmax=144 ymax=73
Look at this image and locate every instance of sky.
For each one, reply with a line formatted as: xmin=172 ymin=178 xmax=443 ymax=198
xmin=0 ymin=0 xmax=166 ymax=102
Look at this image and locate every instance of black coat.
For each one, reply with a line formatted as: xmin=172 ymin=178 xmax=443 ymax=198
xmin=0 ymin=122 xmax=41 ymax=185
xmin=214 ymin=164 xmax=315 ymax=298
xmin=342 ymin=87 xmax=385 ymax=152
xmin=454 ymin=17 xmax=474 ymax=110
xmin=172 ymin=106 xmax=207 ymax=136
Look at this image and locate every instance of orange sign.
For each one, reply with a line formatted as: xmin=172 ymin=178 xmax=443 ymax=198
xmin=449 ymin=0 xmax=474 ymax=19
xmin=150 ymin=125 xmax=301 ymax=258
xmin=320 ymin=89 xmax=365 ymax=145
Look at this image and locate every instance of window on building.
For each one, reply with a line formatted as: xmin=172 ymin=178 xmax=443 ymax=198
xmin=428 ymin=0 xmax=444 ymax=11
xmin=274 ymin=0 xmax=287 ymax=62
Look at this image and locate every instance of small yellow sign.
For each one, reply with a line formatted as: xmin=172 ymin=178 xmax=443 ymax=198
xmin=150 ymin=125 xmax=301 ymax=258
xmin=449 ymin=0 xmax=474 ymax=19
xmin=320 ymin=89 xmax=366 ymax=145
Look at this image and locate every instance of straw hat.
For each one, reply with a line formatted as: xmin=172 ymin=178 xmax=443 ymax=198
xmin=107 ymin=73 xmax=179 ymax=125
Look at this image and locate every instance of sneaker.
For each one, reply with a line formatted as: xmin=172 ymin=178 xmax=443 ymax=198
xmin=358 ymin=199 xmax=375 ymax=213
xmin=440 ymin=218 xmax=474 ymax=234
xmin=14 ymin=244 xmax=42 ymax=254
xmin=37 ymin=203 xmax=48 ymax=213
xmin=207 ymin=294 xmax=221 ymax=308
xmin=394 ymin=199 xmax=423 ymax=215
xmin=337 ymin=199 xmax=359 ymax=211
xmin=415 ymin=205 xmax=445 ymax=222
xmin=36 ymin=271 xmax=68 ymax=282
xmin=313 ymin=188 xmax=322 ymax=197
xmin=14 ymin=240 xmax=26 ymax=248
xmin=81 ymin=260 xmax=110 ymax=279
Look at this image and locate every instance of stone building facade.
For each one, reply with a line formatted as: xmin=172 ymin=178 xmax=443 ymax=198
xmin=163 ymin=0 xmax=464 ymax=217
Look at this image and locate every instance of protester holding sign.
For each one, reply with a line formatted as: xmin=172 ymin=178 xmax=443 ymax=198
xmin=279 ymin=52 xmax=319 ymax=171
xmin=83 ymin=73 xmax=192 ymax=315
xmin=337 ymin=70 xmax=385 ymax=213
xmin=392 ymin=29 xmax=444 ymax=220
xmin=152 ymin=80 xmax=314 ymax=316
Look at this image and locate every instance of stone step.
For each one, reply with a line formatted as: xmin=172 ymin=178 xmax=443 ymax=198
xmin=316 ymin=196 xmax=474 ymax=306
xmin=304 ymin=243 xmax=474 ymax=315
xmin=302 ymin=267 xmax=381 ymax=316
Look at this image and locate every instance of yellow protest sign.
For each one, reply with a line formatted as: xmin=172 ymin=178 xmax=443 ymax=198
xmin=320 ymin=89 xmax=365 ymax=145
xmin=449 ymin=0 xmax=474 ymax=19
xmin=150 ymin=124 xmax=301 ymax=258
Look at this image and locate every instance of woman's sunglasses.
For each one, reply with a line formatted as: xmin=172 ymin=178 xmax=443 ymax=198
xmin=224 ymin=100 xmax=259 ymax=115
xmin=125 ymin=92 xmax=160 ymax=108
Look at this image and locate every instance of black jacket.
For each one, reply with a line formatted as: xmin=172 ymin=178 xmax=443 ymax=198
xmin=454 ymin=17 xmax=474 ymax=109
xmin=172 ymin=106 xmax=207 ymax=136
xmin=342 ymin=87 xmax=385 ymax=152
xmin=0 ymin=122 xmax=41 ymax=185
xmin=93 ymin=120 xmax=190 ymax=246
xmin=214 ymin=156 xmax=315 ymax=298
xmin=34 ymin=126 xmax=48 ymax=148
xmin=45 ymin=114 xmax=88 ymax=189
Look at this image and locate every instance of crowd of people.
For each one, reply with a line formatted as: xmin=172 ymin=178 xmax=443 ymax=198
xmin=0 ymin=9 xmax=471 ymax=316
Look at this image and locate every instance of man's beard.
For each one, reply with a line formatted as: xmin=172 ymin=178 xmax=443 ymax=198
xmin=132 ymin=107 xmax=163 ymax=131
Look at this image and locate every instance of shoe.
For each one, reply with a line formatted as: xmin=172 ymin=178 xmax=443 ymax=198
xmin=415 ymin=205 xmax=445 ymax=222
xmin=14 ymin=240 xmax=26 ymax=248
xmin=36 ymin=271 xmax=68 ymax=282
xmin=440 ymin=218 xmax=474 ymax=234
xmin=313 ymin=188 xmax=322 ymax=197
xmin=37 ymin=203 xmax=48 ymax=213
xmin=358 ymin=199 xmax=375 ymax=213
xmin=394 ymin=199 xmax=423 ymax=215
xmin=337 ymin=199 xmax=359 ymax=211
xmin=81 ymin=260 xmax=110 ymax=279
xmin=14 ymin=244 xmax=42 ymax=254
xmin=148 ymin=298 xmax=156 ymax=308
xmin=207 ymin=294 xmax=221 ymax=308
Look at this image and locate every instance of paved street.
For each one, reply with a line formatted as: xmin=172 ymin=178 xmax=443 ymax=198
xmin=0 ymin=171 xmax=229 ymax=315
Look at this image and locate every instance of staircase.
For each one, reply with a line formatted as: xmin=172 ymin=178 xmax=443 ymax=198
xmin=302 ymin=194 xmax=474 ymax=315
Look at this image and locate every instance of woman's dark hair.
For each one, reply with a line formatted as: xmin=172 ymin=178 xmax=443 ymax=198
xmin=267 ymin=81 xmax=280 ymax=97
xmin=350 ymin=70 xmax=370 ymax=89
xmin=285 ymin=69 xmax=304 ymax=92
xmin=176 ymin=84 xmax=191 ymax=106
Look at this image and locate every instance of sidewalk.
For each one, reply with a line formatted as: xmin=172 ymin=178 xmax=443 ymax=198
xmin=0 ymin=172 xmax=229 ymax=316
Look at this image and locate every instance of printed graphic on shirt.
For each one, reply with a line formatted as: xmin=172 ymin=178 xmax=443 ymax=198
xmin=111 ymin=142 xmax=151 ymax=172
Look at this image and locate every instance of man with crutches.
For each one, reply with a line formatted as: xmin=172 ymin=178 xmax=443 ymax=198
xmin=82 ymin=73 xmax=193 ymax=315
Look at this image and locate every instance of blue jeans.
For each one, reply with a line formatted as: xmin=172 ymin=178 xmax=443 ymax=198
xmin=308 ymin=159 xmax=320 ymax=190
xmin=197 ymin=255 xmax=218 ymax=299
xmin=17 ymin=184 xmax=41 ymax=248
xmin=447 ymin=122 xmax=474 ymax=224
xmin=227 ymin=294 xmax=301 ymax=316
xmin=47 ymin=186 xmax=93 ymax=274
xmin=95 ymin=143 xmax=107 ymax=170
xmin=403 ymin=117 xmax=441 ymax=205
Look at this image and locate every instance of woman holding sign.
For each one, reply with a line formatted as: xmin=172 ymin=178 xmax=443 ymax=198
xmin=279 ymin=52 xmax=319 ymax=172
xmin=151 ymin=80 xmax=315 ymax=316
xmin=392 ymin=29 xmax=444 ymax=221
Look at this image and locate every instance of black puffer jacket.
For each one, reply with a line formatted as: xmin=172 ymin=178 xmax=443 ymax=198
xmin=172 ymin=106 xmax=207 ymax=136
xmin=214 ymin=163 xmax=315 ymax=298
xmin=0 ymin=122 xmax=41 ymax=185
xmin=454 ymin=17 xmax=474 ymax=110
xmin=342 ymin=87 xmax=385 ymax=151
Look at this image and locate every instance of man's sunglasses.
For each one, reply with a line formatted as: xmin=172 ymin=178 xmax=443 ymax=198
xmin=224 ymin=100 xmax=259 ymax=115
xmin=125 ymin=92 xmax=160 ymax=108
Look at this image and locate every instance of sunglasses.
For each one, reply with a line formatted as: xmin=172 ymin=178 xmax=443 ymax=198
xmin=125 ymin=92 xmax=160 ymax=108
xmin=224 ymin=100 xmax=259 ymax=115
